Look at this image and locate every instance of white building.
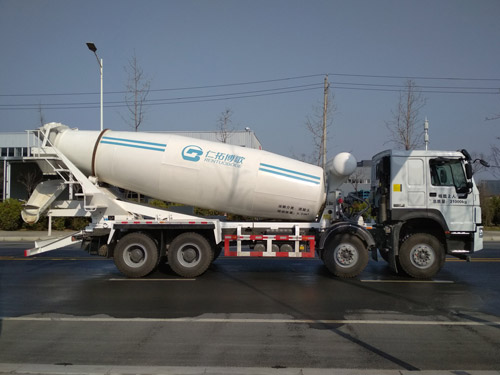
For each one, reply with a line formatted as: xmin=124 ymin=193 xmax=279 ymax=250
xmin=340 ymin=159 xmax=372 ymax=197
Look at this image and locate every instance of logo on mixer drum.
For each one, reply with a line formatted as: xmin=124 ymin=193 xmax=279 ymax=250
xmin=182 ymin=145 xmax=203 ymax=162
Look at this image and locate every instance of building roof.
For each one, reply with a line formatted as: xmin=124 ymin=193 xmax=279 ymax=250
xmin=0 ymin=132 xmax=38 ymax=147
xmin=372 ymin=149 xmax=467 ymax=160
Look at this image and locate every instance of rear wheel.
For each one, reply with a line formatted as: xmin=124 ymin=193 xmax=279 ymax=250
xmin=168 ymin=232 xmax=214 ymax=277
xmin=114 ymin=232 xmax=159 ymax=278
xmin=398 ymin=233 xmax=445 ymax=278
xmin=323 ymin=234 xmax=369 ymax=278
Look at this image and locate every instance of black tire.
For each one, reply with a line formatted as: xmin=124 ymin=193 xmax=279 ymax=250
xmin=167 ymin=232 xmax=213 ymax=278
xmin=114 ymin=232 xmax=159 ymax=278
xmin=322 ymin=234 xmax=369 ymax=278
xmin=398 ymin=233 xmax=445 ymax=279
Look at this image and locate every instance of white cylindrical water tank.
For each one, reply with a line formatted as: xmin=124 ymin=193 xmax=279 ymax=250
xmin=325 ymin=152 xmax=357 ymax=189
xmin=47 ymin=125 xmax=327 ymax=221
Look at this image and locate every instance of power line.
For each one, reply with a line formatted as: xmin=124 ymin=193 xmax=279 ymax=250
xmin=330 ymin=81 xmax=499 ymax=91
xmin=148 ymin=74 xmax=326 ymax=92
xmin=145 ymin=83 xmax=323 ymax=103
xmin=331 ymin=85 xmax=500 ymax=95
xmin=328 ymin=72 xmax=500 ymax=82
xmin=0 ymin=83 xmax=324 ymax=108
xmin=1 ymin=73 xmax=499 ymax=111
xmin=0 ymin=74 xmax=326 ymax=97
xmin=0 ymin=85 xmax=323 ymax=110
xmin=1 ymin=72 xmax=500 ymax=98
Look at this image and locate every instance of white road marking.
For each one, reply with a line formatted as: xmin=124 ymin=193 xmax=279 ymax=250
xmin=361 ymin=279 xmax=454 ymax=284
xmin=3 ymin=316 xmax=499 ymax=326
xmin=108 ymin=278 xmax=196 ymax=281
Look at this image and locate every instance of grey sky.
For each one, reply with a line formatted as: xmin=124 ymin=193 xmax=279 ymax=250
xmin=0 ymin=0 xmax=499 ymax=178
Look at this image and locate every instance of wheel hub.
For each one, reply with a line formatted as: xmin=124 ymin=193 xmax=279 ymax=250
xmin=334 ymin=244 xmax=358 ymax=267
xmin=177 ymin=243 xmax=201 ymax=268
xmin=123 ymin=243 xmax=148 ymax=269
xmin=410 ymin=244 xmax=434 ymax=269
xmin=130 ymin=248 xmax=145 ymax=263
xmin=182 ymin=248 xmax=197 ymax=263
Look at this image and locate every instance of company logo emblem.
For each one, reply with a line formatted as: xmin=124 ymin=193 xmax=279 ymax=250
xmin=182 ymin=145 xmax=203 ymax=162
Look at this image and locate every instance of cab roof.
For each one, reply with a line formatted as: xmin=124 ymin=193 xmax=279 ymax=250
xmin=372 ymin=149 xmax=466 ymax=161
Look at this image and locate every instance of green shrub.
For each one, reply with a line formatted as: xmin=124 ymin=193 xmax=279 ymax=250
xmin=68 ymin=217 xmax=90 ymax=230
xmin=482 ymin=195 xmax=500 ymax=226
xmin=21 ymin=216 xmax=90 ymax=231
xmin=0 ymin=199 xmax=23 ymax=231
xmin=23 ymin=220 xmax=47 ymax=231
xmin=149 ymin=199 xmax=169 ymax=209
xmin=52 ymin=217 xmax=66 ymax=231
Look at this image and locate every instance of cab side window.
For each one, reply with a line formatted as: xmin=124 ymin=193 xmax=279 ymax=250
xmin=429 ymin=159 xmax=467 ymax=190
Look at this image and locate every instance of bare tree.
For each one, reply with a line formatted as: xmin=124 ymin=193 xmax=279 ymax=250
xmin=490 ymin=141 xmax=500 ymax=177
xmin=216 ymin=108 xmax=235 ymax=143
xmin=486 ymin=110 xmax=500 ymax=174
xmin=470 ymin=151 xmax=489 ymax=175
xmin=18 ymin=168 xmax=42 ymax=196
xmin=38 ymin=102 xmax=45 ymax=126
xmin=122 ymin=53 xmax=151 ymax=203
xmin=348 ymin=168 xmax=365 ymax=192
xmin=123 ymin=52 xmax=151 ymax=132
xmin=303 ymin=91 xmax=337 ymax=166
xmin=385 ymin=80 xmax=427 ymax=150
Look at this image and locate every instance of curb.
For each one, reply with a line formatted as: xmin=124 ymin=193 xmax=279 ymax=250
xmin=483 ymin=232 xmax=500 ymax=242
xmin=0 ymin=364 xmax=498 ymax=375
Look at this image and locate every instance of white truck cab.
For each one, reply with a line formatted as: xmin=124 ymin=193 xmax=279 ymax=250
xmin=370 ymin=149 xmax=483 ymax=278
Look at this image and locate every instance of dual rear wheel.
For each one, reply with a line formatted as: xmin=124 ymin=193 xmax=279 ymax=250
xmin=114 ymin=232 xmax=213 ymax=278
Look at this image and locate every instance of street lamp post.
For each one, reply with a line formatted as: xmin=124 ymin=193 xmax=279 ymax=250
xmin=86 ymin=42 xmax=103 ymax=131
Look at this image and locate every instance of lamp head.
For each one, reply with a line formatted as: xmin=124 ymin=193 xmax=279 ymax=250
xmin=86 ymin=42 xmax=97 ymax=52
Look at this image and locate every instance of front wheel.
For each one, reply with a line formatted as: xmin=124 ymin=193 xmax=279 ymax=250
xmin=398 ymin=233 xmax=445 ymax=278
xmin=167 ymin=232 xmax=214 ymax=278
xmin=322 ymin=234 xmax=369 ymax=278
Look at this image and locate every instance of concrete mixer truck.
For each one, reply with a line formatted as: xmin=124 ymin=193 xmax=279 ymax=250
xmin=21 ymin=122 xmax=484 ymax=279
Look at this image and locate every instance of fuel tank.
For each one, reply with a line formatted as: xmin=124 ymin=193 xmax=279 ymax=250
xmin=43 ymin=124 xmax=353 ymax=221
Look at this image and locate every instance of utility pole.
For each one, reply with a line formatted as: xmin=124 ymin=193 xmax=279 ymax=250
xmin=322 ymin=74 xmax=329 ymax=170
xmin=424 ymin=118 xmax=429 ymax=150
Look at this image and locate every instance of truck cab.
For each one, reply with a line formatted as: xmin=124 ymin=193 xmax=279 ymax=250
xmin=371 ymin=149 xmax=483 ymax=278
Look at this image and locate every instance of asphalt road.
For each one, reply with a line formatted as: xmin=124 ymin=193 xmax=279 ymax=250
xmin=0 ymin=241 xmax=499 ymax=372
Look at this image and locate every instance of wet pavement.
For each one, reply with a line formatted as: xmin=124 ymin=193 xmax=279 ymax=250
xmin=0 ymin=240 xmax=499 ymax=373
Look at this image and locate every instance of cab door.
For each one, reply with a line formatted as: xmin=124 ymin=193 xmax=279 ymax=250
xmin=391 ymin=156 xmax=426 ymax=209
xmin=427 ymin=158 xmax=475 ymax=231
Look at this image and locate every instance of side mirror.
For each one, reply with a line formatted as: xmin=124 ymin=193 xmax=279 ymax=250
xmin=465 ymin=163 xmax=473 ymax=179
xmin=473 ymin=158 xmax=490 ymax=168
